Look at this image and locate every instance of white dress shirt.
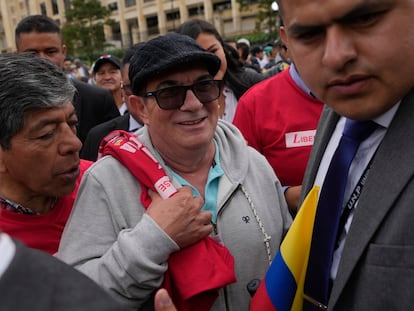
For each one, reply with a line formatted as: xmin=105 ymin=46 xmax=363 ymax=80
xmin=314 ymin=103 xmax=399 ymax=279
xmin=0 ymin=233 xmax=16 ymax=279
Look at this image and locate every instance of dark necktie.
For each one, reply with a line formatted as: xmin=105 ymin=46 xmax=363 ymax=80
xmin=303 ymin=119 xmax=378 ymax=311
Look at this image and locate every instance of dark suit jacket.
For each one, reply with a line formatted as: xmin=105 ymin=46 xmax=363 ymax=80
xmin=72 ymin=79 xmax=120 ymax=144
xmin=80 ymin=113 xmax=130 ymax=161
xmin=0 ymin=240 xmax=126 ymax=311
xmin=300 ymin=88 xmax=414 ymax=311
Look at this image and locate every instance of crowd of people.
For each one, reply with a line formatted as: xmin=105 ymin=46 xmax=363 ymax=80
xmin=2 ymin=0 xmax=414 ymax=308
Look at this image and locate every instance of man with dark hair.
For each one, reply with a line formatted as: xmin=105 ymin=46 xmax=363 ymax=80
xmin=251 ymin=0 xmax=414 ymax=309
xmin=0 ymin=52 xmax=93 ymax=254
xmin=237 ymin=41 xmax=262 ymax=74
xmin=249 ymin=44 xmax=264 ymax=73
xmin=15 ymin=15 xmax=120 ymax=144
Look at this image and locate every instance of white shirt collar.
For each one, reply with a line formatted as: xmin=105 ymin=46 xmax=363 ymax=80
xmin=119 ymin=102 xmax=128 ymax=115
xmin=129 ymin=115 xmax=143 ymax=132
xmin=0 ymin=233 xmax=16 ymax=279
xmin=373 ymin=101 xmax=400 ymax=129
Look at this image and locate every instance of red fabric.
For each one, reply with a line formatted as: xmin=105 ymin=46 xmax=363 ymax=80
xmin=0 ymin=160 xmax=93 ymax=254
xmin=233 ymin=69 xmax=324 ymax=186
xmin=98 ymin=130 xmax=236 ymax=311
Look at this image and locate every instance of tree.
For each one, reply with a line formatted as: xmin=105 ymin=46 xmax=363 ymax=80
xmin=236 ymin=0 xmax=279 ymax=36
xmin=61 ymin=0 xmax=115 ymax=63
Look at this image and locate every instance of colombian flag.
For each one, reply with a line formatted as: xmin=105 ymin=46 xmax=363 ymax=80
xmin=250 ymin=186 xmax=319 ymax=311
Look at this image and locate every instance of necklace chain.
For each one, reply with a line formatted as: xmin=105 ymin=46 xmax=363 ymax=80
xmin=0 ymin=196 xmax=57 ymax=215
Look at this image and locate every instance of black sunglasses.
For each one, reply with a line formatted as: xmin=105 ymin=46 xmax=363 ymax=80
xmin=142 ymin=79 xmax=223 ymax=110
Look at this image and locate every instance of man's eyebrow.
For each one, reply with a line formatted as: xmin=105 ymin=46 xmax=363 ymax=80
xmin=28 ymin=117 xmax=60 ymax=132
xmin=287 ymin=23 xmax=324 ymax=37
xmin=68 ymin=108 xmax=77 ymax=119
xmin=335 ymin=1 xmax=390 ymax=23
xmin=29 ymin=107 xmax=77 ymax=132
xmin=287 ymin=0 xmax=389 ymax=36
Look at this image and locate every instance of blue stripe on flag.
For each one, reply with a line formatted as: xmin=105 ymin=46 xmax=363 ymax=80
xmin=266 ymin=251 xmax=297 ymax=311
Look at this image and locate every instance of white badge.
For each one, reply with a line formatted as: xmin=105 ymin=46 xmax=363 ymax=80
xmin=285 ymin=130 xmax=316 ymax=148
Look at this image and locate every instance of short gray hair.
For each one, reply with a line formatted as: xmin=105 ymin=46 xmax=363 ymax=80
xmin=0 ymin=53 xmax=76 ymax=149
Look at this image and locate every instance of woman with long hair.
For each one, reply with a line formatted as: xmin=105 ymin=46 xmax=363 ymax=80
xmin=176 ymin=19 xmax=264 ymax=122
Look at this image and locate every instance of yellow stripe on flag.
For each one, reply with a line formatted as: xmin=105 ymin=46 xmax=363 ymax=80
xmin=280 ymin=186 xmax=319 ymax=311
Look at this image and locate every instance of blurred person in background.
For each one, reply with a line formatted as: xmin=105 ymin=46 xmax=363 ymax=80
xmin=176 ymin=19 xmax=264 ymax=122
xmin=93 ymin=54 xmax=126 ymax=115
xmin=15 ymin=15 xmax=120 ymax=145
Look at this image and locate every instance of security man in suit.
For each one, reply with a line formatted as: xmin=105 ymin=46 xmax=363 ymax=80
xmin=275 ymin=0 xmax=414 ymax=310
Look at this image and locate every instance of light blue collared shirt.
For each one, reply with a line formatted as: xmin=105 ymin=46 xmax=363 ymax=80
xmin=289 ymin=63 xmax=314 ymax=97
xmin=171 ymin=140 xmax=224 ymax=223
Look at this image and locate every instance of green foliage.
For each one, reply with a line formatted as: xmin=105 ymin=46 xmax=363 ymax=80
xmin=61 ymin=0 xmax=114 ymax=63
xmin=232 ymin=31 xmax=279 ymax=46
xmin=236 ymin=0 xmax=280 ymax=34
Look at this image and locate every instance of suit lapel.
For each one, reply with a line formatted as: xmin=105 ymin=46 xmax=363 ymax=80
xmin=329 ymin=88 xmax=414 ymax=308
xmin=117 ymin=113 xmax=130 ymax=131
xmin=300 ymin=105 xmax=339 ymax=203
xmin=0 ymin=240 xmax=53 ymax=308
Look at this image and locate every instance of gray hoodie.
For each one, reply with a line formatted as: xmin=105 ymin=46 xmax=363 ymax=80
xmin=57 ymin=120 xmax=291 ymax=310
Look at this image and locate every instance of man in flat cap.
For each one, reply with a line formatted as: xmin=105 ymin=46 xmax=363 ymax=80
xmin=58 ymin=33 xmax=291 ymax=311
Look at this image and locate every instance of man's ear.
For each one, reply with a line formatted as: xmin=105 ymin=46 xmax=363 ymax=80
xmin=62 ymin=44 xmax=67 ymax=57
xmin=0 ymin=147 xmax=7 ymax=173
xmin=128 ymin=95 xmax=150 ymax=126
xmin=280 ymin=26 xmax=287 ymax=47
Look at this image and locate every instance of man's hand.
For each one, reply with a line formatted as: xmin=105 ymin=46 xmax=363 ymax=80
xmin=154 ymin=289 xmax=177 ymax=311
xmin=285 ymin=185 xmax=302 ymax=214
xmin=147 ymin=187 xmax=212 ymax=248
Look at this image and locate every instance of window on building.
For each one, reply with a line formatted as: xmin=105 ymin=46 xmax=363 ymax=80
xmin=51 ymin=0 xmax=59 ymax=15
xmin=213 ymin=0 xmax=231 ymax=11
xmin=108 ymin=2 xmax=118 ymax=11
xmin=188 ymin=5 xmax=204 ymax=16
xmin=40 ymin=2 xmax=47 ymax=15
xmin=166 ymin=10 xmax=180 ymax=21
xmin=146 ymin=15 xmax=159 ymax=35
xmin=125 ymin=0 xmax=136 ymax=7
xmin=64 ymin=0 xmax=71 ymax=10
xmin=241 ymin=0 xmax=259 ymax=4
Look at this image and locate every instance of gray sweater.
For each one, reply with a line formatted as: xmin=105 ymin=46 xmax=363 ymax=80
xmin=57 ymin=120 xmax=291 ymax=310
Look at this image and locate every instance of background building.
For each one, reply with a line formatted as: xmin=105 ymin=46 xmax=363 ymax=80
xmin=0 ymin=0 xmax=259 ymax=53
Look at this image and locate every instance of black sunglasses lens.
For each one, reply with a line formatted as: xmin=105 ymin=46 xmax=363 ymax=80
xmin=193 ymin=81 xmax=220 ymax=103
xmin=157 ymin=87 xmax=184 ymax=110
xmin=155 ymin=80 xmax=221 ymax=109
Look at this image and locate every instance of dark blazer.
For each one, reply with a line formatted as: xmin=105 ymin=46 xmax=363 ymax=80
xmin=301 ymin=88 xmax=414 ymax=311
xmin=80 ymin=113 xmax=130 ymax=161
xmin=0 ymin=239 xmax=126 ymax=311
xmin=72 ymin=79 xmax=120 ymax=144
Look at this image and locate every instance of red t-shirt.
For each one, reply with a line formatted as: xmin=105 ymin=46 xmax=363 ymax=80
xmin=0 ymin=159 xmax=92 ymax=254
xmin=233 ymin=69 xmax=324 ymax=186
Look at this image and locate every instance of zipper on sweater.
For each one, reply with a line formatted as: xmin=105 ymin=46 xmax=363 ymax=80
xmin=210 ymin=185 xmax=238 ymax=243
xmin=211 ymin=221 xmax=218 ymax=235
xmin=212 ymin=183 xmax=239 ymax=231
